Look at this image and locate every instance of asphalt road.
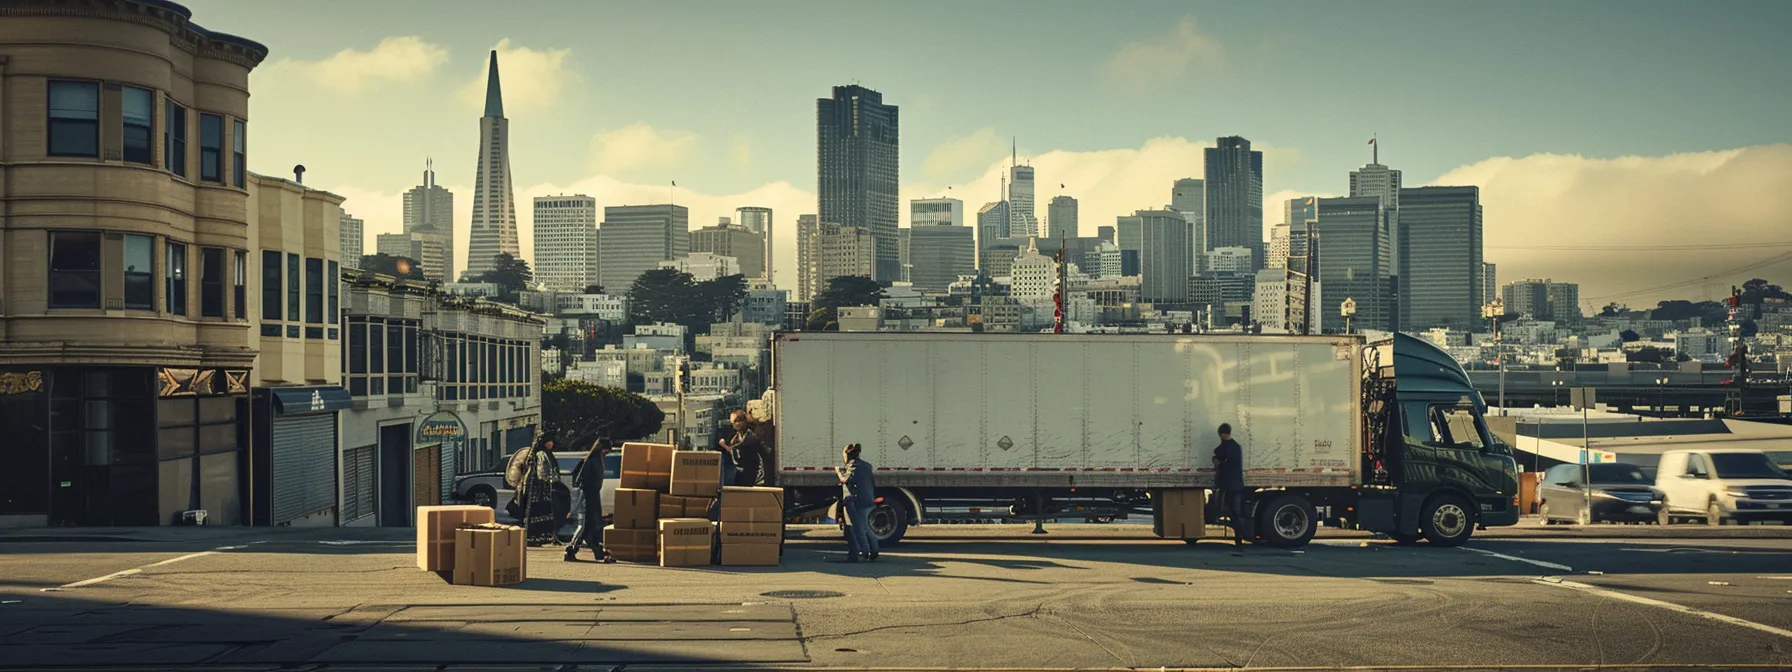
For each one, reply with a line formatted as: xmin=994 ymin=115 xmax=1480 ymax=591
xmin=2 ymin=524 xmax=1789 ymax=671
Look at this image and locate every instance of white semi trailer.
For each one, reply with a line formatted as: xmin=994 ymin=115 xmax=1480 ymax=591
xmin=766 ymin=331 xmax=1520 ymax=548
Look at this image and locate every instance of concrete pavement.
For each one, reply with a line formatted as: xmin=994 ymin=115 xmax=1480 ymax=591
xmin=2 ymin=524 xmax=1789 ymax=670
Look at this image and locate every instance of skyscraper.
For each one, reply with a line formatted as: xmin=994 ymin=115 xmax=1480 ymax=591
xmin=1350 ymin=151 xmax=1403 ymax=284
xmin=735 ymin=206 xmax=772 ymax=282
xmin=1397 ymin=186 xmax=1482 ymax=330
xmin=817 ymin=85 xmax=899 ymax=283
xmin=795 ymin=214 xmax=820 ymax=302
xmin=532 ymin=195 xmax=599 ymax=292
xmin=691 ymin=217 xmax=765 ymax=280
xmin=805 ymin=223 xmax=876 ymax=292
xmin=1314 ymin=196 xmax=1391 ymax=332
xmin=1046 ymin=195 xmax=1078 ymax=240
xmin=1504 ymin=279 xmax=1581 ymax=324
xmin=909 ymin=202 xmax=975 ymax=294
xmin=1171 ymin=178 xmax=1205 ymax=272
xmin=340 ymin=213 xmax=364 ymax=269
xmin=1284 ymin=195 xmax=1318 ymax=259
xmin=1482 ymin=262 xmax=1497 ymax=311
xmin=910 ymin=197 xmax=963 ymax=227
xmin=976 ymin=200 xmax=1010 ymax=271
xmin=1009 ymin=163 xmax=1036 ymax=238
xmin=464 ymin=50 xmax=519 ymax=280
xmin=1116 ymin=209 xmax=1192 ymax=303
xmin=1203 ymin=138 xmax=1263 ymax=270
xmin=396 ymin=160 xmax=456 ymax=281
xmin=597 ymin=204 xmax=688 ymax=292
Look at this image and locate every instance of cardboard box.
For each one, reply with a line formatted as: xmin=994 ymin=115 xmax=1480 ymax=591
xmin=720 ymin=543 xmax=780 ymax=566
xmin=720 ymin=504 xmax=783 ymax=523
xmin=658 ymin=518 xmax=714 ymax=567
xmin=1153 ymin=488 xmax=1205 ymax=540
xmin=721 ymin=486 xmax=785 ymax=510
xmin=683 ymin=495 xmax=715 ymax=518
xmin=719 ymin=521 xmax=783 ymax=545
xmin=645 ymin=442 xmax=676 ymax=490
xmin=669 ymin=450 xmax=723 ymax=497
xmin=452 ymin=523 xmax=525 ymax=586
xmin=620 ymin=442 xmax=669 ymax=490
xmin=613 ymin=488 xmax=659 ymax=529
xmin=416 ymin=505 xmax=495 ymax=571
xmin=604 ymin=525 xmax=658 ymax=562
xmin=657 ymin=496 xmax=683 ymax=519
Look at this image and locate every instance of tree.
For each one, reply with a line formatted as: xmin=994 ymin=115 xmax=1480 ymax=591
xmin=475 ymin=252 xmax=533 ymax=303
xmin=1620 ymin=329 xmax=1640 ymax=343
xmin=1627 ymin=346 xmax=1671 ymax=363
xmin=582 ymin=283 xmax=605 ymax=295
xmin=812 ymin=276 xmax=886 ymax=311
xmin=360 ymin=253 xmax=426 ymax=280
xmin=805 ymin=306 xmax=839 ymax=332
xmin=541 ymin=379 xmax=664 ymax=449
xmin=626 ymin=269 xmax=749 ymax=339
xmin=1598 ymin=302 xmax=1629 ymax=318
xmin=693 ymin=274 xmax=749 ymax=324
xmin=1740 ymin=278 xmax=1791 ymax=304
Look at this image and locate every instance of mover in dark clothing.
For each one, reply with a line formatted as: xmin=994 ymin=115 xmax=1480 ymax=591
xmin=719 ymin=411 xmax=767 ymax=486
xmin=564 ymin=439 xmax=616 ymax=563
xmin=1212 ymin=423 xmax=1246 ymax=546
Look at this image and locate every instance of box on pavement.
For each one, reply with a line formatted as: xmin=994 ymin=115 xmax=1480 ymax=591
xmin=720 ymin=486 xmax=784 ymax=523
xmin=719 ymin=520 xmax=783 ymax=546
xmin=613 ymin=488 xmax=659 ymax=529
xmin=1153 ymin=488 xmax=1205 ymax=540
xmin=604 ymin=525 xmax=657 ymax=562
xmin=658 ymin=518 xmax=714 ymax=567
xmin=452 ymin=523 xmax=525 ymax=586
xmin=416 ymin=505 xmax=495 ymax=571
xmin=669 ymin=450 xmax=723 ymax=497
xmin=620 ymin=442 xmax=672 ymax=490
xmin=720 ymin=543 xmax=780 ymax=566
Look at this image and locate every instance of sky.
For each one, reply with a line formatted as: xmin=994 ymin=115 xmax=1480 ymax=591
xmin=181 ymin=0 xmax=1792 ymax=309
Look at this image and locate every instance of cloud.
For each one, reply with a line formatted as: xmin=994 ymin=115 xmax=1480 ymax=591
xmin=459 ymin=38 xmax=574 ymax=113
xmin=1105 ymin=15 xmax=1226 ymax=91
xmin=921 ymin=127 xmax=1010 ymax=183
xmin=1432 ymin=144 xmax=1792 ymax=307
xmin=588 ymin=123 xmax=699 ymax=176
xmin=266 ymin=36 xmax=448 ymax=94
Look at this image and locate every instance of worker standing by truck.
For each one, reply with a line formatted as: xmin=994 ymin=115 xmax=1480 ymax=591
xmin=1213 ymin=424 xmax=1246 ymax=546
xmin=835 ymin=443 xmax=879 ymax=562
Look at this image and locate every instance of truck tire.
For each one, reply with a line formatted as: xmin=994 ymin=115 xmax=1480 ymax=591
xmin=1421 ymin=495 xmax=1475 ymax=547
xmin=1256 ymin=494 xmax=1317 ymax=548
xmin=868 ymin=498 xmax=910 ymax=546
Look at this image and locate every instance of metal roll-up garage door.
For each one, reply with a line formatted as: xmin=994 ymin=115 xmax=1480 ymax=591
xmin=439 ymin=444 xmax=454 ymax=507
xmin=270 ymin=414 xmax=338 ymax=524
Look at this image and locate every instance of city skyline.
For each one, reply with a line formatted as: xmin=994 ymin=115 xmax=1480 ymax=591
xmin=176 ymin=0 xmax=1792 ymax=304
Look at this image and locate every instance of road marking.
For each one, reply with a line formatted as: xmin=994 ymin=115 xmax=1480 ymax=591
xmin=40 ymin=548 xmax=226 ymax=592
xmin=1461 ymin=546 xmax=1574 ymax=573
xmin=319 ymin=540 xmax=410 ymax=546
xmin=1535 ymin=578 xmax=1792 ymax=640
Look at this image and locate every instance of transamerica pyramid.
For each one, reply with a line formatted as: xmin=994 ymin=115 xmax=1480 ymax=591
xmin=462 ymin=50 xmax=520 ymax=280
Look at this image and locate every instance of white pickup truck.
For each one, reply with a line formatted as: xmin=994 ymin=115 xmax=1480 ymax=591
xmin=1654 ymin=449 xmax=1792 ymax=525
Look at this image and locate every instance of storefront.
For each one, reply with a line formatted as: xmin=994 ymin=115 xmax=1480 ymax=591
xmin=250 ymin=386 xmax=350 ymax=526
xmin=416 ymin=411 xmax=466 ymax=508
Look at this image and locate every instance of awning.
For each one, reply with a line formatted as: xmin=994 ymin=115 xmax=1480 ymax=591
xmin=268 ymin=386 xmax=352 ymax=416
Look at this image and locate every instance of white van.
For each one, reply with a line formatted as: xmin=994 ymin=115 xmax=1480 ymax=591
xmin=1653 ymin=449 xmax=1792 ymax=525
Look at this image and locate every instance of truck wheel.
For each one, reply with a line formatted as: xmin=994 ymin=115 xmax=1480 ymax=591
xmin=1421 ymin=495 xmax=1475 ymax=547
xmin=1256 ymin=494 xmax=1317 ymax=548
xmin=868 ymin=498 xmax=910 ymax=546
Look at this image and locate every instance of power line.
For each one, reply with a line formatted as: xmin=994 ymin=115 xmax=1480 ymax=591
xmin=1585 ymin=249 xmax=1792 ymax=301
xmin=1489 ymin=241 xmax=1792 ymax=252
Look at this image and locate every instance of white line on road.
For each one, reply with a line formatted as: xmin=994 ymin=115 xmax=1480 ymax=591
xmin=1461 ymin=546 xmax=1574 ymax=573
xmin=1535 ymin=578 xmax=1792 ymax=640
xmin=318 ymin=540 xmax=410 ymax=546
xmin=40 ymin=548 xmax=227 ymax=592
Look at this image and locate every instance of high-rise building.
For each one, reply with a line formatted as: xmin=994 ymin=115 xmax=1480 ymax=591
xmin=1206 ymin=246 xmax=1255 ymax=275
xmin=908 ymin=223 xmax=975 ymax=294
xmin=463 ymin=51 xmax=519 ymax=280
xmin=1266 ymin=224 xmax=1290 ymax=270
xmin=598 ymin=205 xmax=688 ymax=293
xmin=340 ymin=213 xmax=364 ymax=269
xmin=1503 ymin=279 xmax=1580 ymax=324
xmin=402 ymin=160 xmax=455 ymax=281
xmin=1203 ymin=138 xmax=1263 ymax=270
xmin=1009 ymin=164 xmax=1037 ymax=238
xmin=976 ymin=200 xmax=1010 ymax=268
xmin=1046 ymin=195 xmax=1078 ymax=240
xmin=1284 ymin=196 xmax=1319 ymax=260
xmin=808 ymin=223 xmax=876 ymax=291
xmin=897 ymin=227 xmax=912 ymax=282
xmin=817 ymin=85 xmax=899 ymax=282
xmin=911 ymin=197 xmax=964 ymax=228
xmin=1116 ymin=209 xmax=1193 ymax=303
xmin=532 ymin=195 xmax=599 ymax=292
xmin=1314 ymin=196 xmax=1391 ymax=332
xmin=1397 ymin=186 xmax=1481 ymax=331
xmin=660 ymin=252 xmax=740 ymax=280
xmin=1172 ymin=178 xmax=1206 ymax=272
xmin=1548 ymin=282 xmax=1582 ymax=324
xmin=1350 ymin=154 xmax=1403 ymax=283
xmin=734 ymin=206 xmax=772 ymax=281
xmin=1097 ymin=225 xmax=1116 ymax=244
xmin=795 ymin=215 xmax=820 ymax=302
xmin=690 ymin=217 xmax=765 ymax=280
xmin=1482 ymin=262 xmax=1498 ymax=311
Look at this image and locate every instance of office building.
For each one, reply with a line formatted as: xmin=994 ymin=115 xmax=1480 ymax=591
xmin=1482 ymin=262 xmax=1498 ymax=311
xmin=463 ymin=51 xmax=520 ymax=280
xmin=400 ymin=160 xmax=455 ymax=281
xmin=908 ymin=224 xmax=976 ymax=294
xmin=911 ymin=197 xmax=964 ymax=228
xmin=1097 ymin=225 xmax=1116 ymax=244
xmin=1046 ymin=195 xmax=1079 ymax=240
xmin=375 ymin=233 xmax=446 ymax=279
xmin=976 ymin=200 xmax=1010 ymax=268
xmin=734 ymin=207 xmax=772 ymax=280
xmin=532 ymin=195 xmax=599 ymax=292
xmin=660 ymin=252 xmax=740 ymax=280
xmin=1284 ymin=196 xmax=1318 ymax=260
xmin=690 ymin=217 xmax=765 ymax=280
xmin=1010 ymin=163 xmax=1037 ymax=238
xmin=805 ymin=222 xmax=876 ymax=292
xmin=1397 ymin=186 xmax=1482 ymax=331
xmin=795 ymin=214 xmax=820 ymax=302
xmin=598 ymin=204 xmax=688 ymax=293
xmin=340 ymin=213 xmax=364 ymax=269
xmin=1266 ymin=224 xmax=1290 ymax=270
xmin=1116 ymin=209 xmax=1193 ymax=303
xmin=1502 ymin=279 xmax=1581 ymax=324
xmin=1351 ymin=154 xmax=1403 ymax=288
xmin=1206 ymin=246 xmax=1255 ymax=275
xmin=1314 ymin=196 xmax=1391 ymax=332
xmin=817 ymin=85 xmax=900 ymax=282
xmin=1172 ymin=178 xmax=1206 ymax=272
xmin=1204 ymin=137 xmax=1264 ymax=270
xmin=898 ymin=228 xmax=912 ymax=282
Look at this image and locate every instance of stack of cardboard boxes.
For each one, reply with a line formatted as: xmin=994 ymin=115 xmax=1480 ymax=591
xmin=416 ymin=504 xmax=526 ymax=586
xmin=718 ymin=486 xmax=784 ymax=566
xmin=605 ymin=442 xmax=730 ymax=566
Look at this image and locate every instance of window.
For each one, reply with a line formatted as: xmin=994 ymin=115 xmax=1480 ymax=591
xmin=304 ymin=257 xmax=323 ymax=324
xmin=1438 ymin=407 xmax=1485 ymax=450
xmin=48 ymin=81 xmax=100 ymax=157
xmin=261 ymin=251 xmax=282 ymax=320
xmin=123 ymin=234 xmax=154 ymax=310
xmin=165 ymin=242 xmax=187 ymax=316
xmin=387 ymin=322 xmax=403 ymax=392
xmin=233 ymin=251 xmax=247 ymax=319
xmin=1711 ymin=453 xmax=1786 ymax=480
xmin=327 ymin=261 xmax=339 ymax=325
xmin=1685 ymin=454 xmax=1710 ymax=478
xmin=164 ymin=100 xmax=187 ymax=177
xmin=231 ymin=119 xmax=246 ymax=187
xmin=48 ymin=231 xmax=102 ymax=308
xmin=369 ymin=321 xmax=385 ymax=395
xmin=286 ymin=253 xmax=300 ymax=321
xmin=200 ymin=248 xmax=224 ymax=317
xmin=122 ymin=86 xmax=154 ymax=165
xmin=199 ymin=113 xmax=222 ymax=182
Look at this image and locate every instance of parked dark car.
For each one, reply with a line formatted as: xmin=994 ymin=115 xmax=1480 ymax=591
xmin=1539 ymin=463 xmax=1663 ymax=524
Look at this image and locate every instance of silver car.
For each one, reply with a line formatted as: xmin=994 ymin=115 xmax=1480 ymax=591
xmin=451 ymin=453 xmax=621 ymax=527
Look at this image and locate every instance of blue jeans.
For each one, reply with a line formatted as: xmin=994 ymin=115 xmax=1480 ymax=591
xmin=845 ymin=503 xmax=878 ymax=557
